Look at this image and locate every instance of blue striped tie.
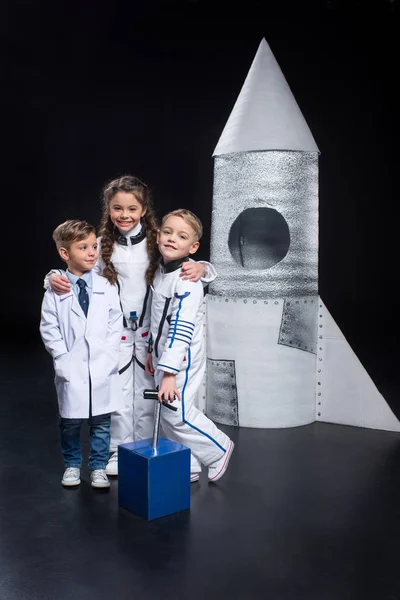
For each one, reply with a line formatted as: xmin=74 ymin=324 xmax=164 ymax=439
xmin=77 ymin=279 xmax=89 ymax=317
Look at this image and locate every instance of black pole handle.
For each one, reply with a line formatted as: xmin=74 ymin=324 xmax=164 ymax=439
xmin=143 ymin=388 xmax=178 ymax=411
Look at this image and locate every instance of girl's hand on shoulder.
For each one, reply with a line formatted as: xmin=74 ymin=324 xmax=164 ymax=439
xmin=50 ymin=273 xmax=71 ymax=295
xmin=180 ymin=261 xmax=204 ymax=282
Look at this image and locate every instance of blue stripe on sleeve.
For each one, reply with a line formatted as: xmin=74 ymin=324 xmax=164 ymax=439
xmin=169 ymin=295 xmax=193 ymax=349
xmin=157 ymin=363 xmax=180 ymax=373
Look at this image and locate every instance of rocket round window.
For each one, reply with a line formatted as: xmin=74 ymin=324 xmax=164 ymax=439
xmin=228 ymin=207 xmax=290 ymax=269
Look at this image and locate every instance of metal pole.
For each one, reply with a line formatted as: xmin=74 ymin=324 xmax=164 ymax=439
xmin=152 ymin=401 xmax=161 ymax=451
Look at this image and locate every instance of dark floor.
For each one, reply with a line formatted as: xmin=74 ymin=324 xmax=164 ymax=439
xmin=1 ymin=341 xmax=400 ymax=600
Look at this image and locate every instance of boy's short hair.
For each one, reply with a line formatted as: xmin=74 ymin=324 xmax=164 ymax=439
xmin=161 ymin=209 xmax=203 ymax=241
xmin=52 ymin=220 xmax=96 ymax=250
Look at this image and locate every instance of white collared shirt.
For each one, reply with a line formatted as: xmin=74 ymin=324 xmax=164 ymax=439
xmin=66 ymin=270 xmax=93 ymax=300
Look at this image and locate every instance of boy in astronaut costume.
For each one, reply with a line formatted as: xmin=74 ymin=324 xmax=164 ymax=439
xmin=145 ymin=209 xmax=234 ymax=482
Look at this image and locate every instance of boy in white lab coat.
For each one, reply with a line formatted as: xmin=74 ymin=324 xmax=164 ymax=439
xmin=40 ymin=220 xmax=124 ymax=489
xmin=145 ymin=209 xmax=234 ymax=483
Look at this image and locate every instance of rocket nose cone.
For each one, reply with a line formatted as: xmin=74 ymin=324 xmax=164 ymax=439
xmin=228 ymin=207 xmax=290 ymax=269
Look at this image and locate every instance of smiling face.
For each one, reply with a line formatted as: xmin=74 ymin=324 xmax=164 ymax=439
xmin=59 ymin=233 xmax=99 ymax=276
xmin=107 ymin=191 xmax=147 ymax=233
xmin=157 ymin=215 xmax=200 ymax=263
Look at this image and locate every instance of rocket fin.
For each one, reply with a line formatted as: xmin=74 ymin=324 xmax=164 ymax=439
xmin=213 ymin=38 xmax=319 ymax=156
xmin=317 ymin=298 xmax=400 ymax=432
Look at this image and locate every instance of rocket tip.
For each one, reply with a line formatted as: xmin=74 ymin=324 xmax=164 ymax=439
xmin=213 ymin=36 xmax=319 ymax=155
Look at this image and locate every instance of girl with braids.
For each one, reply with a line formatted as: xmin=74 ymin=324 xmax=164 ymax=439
xmin=44 ymin=175 xmax=216 ymax=477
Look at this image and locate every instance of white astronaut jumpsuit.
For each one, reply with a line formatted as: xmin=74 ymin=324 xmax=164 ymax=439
xmin=94 ymin=223 xmax=155 ymax=449
xmin=146 ymin=257 xmax=231 ymax=469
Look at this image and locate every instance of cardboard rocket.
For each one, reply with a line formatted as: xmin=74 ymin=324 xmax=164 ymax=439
xmin=205 ymin=39 xmax=400 ymax=432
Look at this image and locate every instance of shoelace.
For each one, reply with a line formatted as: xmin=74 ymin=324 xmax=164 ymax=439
xmin=65 ymin=468 xmax=79 ymax=476
xmin=92 ymin=470 xmax=107 ymax=480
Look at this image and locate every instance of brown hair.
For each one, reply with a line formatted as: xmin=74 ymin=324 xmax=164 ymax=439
xmin=98 ymin=175 xmax=159 ymax=285
xmin=145 ymin=209 xmax=203 ymax=285
xmin=53 ymin=219 xmax=96 ymax=251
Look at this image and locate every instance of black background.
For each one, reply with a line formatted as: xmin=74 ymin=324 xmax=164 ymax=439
xmin=2 ymin=0 xmax=398 ymax=404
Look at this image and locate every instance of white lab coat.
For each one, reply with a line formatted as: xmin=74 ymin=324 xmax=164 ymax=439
xmin=40 ymin=272 xmax=124 ymax=419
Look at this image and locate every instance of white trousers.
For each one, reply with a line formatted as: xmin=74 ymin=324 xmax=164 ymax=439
xmin=154 ymin=360 xmax=230 ymax=468
xmin=110 ymin=328 xmax=155 ymax=451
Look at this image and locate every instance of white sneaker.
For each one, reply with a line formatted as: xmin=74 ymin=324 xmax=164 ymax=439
xmin=191 ymin=472 xmax=200 ymax=483
xmin=61 ymin=467 xmax=81 ymax=487
xmin=208 ymin=441 xmax=235 ymax=483
xmin=105 ymin=451 xmax=118 ymax=476
xmin=91 ymin=469 xmax=111 ymax=489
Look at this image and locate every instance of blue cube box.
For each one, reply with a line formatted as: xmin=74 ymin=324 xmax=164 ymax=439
xmin=118 ymin=437 xmax=191 ymax=521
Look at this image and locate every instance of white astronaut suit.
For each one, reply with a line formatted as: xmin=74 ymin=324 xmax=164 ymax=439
xmin=146 ymin=257 xmax=231 ymax=470
xmin=95 ymin=223 xmax=155 ymax=450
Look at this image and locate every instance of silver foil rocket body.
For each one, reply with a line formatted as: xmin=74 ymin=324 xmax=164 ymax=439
xmin=210 ymin=151 xmax=318 ymax=299
xmin=206 ymin=150 xmax=319 ymax=428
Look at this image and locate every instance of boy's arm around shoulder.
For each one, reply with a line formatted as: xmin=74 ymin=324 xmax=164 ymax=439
xmin=39 ymin=290 xmax=69 ymax=359
xmin=157 ymin=278 xmax=204 ymax=375
xmin=105 ymin=281 xmax=124 ymax=353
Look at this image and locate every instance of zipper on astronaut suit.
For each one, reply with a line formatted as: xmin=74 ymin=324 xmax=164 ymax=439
xmin=138 ymin=285 xmax=151 ymax=328
xmin=115 ymin=279 xmax=128 ymax=328
xmin=154 ymin=297 xmax=171 ymax=358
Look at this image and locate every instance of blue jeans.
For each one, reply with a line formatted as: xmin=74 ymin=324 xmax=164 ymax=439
xmin=59 ymin=412 xmax=111 ymax=470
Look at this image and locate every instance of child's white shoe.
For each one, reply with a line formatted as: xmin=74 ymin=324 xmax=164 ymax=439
xmin=91 ymin=469 xmax=111 ymax=488
xmin=208 ymin=441 xmax=234 ymax=483
xmin=105 ymin=451 xmax=118 ymax=476
xmin=190 ymin=472 xmax=200 ymax=483
xmin=61 ymin=467 xmax=81 ymax=487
